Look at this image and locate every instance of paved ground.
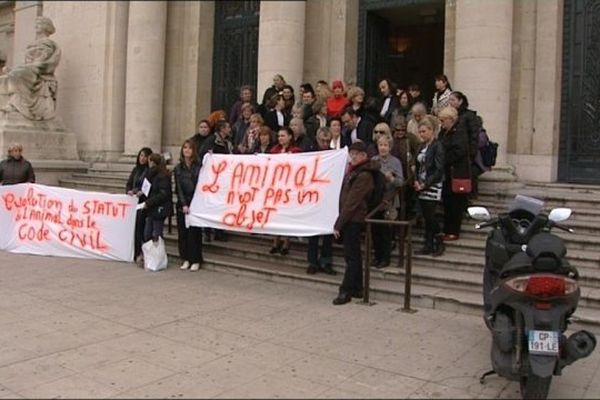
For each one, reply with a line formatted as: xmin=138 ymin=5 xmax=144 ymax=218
xmin=0 ymin=251 xmax=599 ymax=399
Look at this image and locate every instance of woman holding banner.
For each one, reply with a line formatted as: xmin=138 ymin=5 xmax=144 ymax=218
xmin=269 ymin=127 xmax=301 ymax=256
xmin=126 ymin=147 xmax=152 ymax=264
xmin=141 ymin=153 xmax=173 ymax=243
xmin=174 ymin=140 xmax=203 ymax=272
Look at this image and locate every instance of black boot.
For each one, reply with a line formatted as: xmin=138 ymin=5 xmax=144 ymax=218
xmin=415 ymin=232 xmax=433 ymax=255
xmin=432 ymin=234 xmax=445 ymax=257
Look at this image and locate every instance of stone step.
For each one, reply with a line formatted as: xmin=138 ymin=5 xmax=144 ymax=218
xmin=71 ymin=173 xmax=129 ymax=185
xmin=161 ymin=231 xmax=600 ymax=294
xmin=163 ymin=247 xmax=600 ymax=332
xmin=59 ymin=178 xmax=124 ymax=193
xmin=89 ymin=162 xmax=136 ymax=173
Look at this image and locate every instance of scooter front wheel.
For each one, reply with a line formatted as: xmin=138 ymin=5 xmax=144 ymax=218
xmin=519 ymin=374 xmax=552 ymax=399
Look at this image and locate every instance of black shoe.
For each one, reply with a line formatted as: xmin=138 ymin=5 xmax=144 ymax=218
xmin=214 ymin=233 xmax=228 ymax=242
xmin=332 ymin=293 xmax=352 ymax=305
xmin=280 ymin=247 xmax=289 ymax=256
xmin=204 ymin=233 xmax=212 ymax=243
xmin=319 ymin=264 xmax=337 ymax=275
xmin=415 ymin=247 xmax=433 ymax=255
xmin=352 ymin=289 xmax=364 ymax=299
xmin=306 ymin=265 xmax=318 ymax=275
xmin=269 ymin=245 xmax=281 ymax=254
xmin=375 ymin=260 xmax=390 ymax=269
xmin=431 ymin=240 xmax=446 ymax=257
xmin=370 ymin=258 xmax=380 ymax=267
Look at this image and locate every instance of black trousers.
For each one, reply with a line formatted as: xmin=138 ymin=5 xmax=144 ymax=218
xmin=307 ymin=235 xmax=333 ymax=266
xmin=442 ymin=181 xmax=469 ymax=236
xmin=339 ymin=222 xmax=363 ymax=296
xmin=134 ymin=209 xmax=147 ymax=258
xmin=371 ymin=211 xmax=391 ymax=263
xmin=419 ymin=198 xmax=441 ymax=248
xmin=176 ymin=209 xmax=203 ymax=264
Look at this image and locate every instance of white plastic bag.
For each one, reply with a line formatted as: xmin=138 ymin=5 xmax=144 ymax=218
xmin=141 ymin=237 xmax=168 ymax=272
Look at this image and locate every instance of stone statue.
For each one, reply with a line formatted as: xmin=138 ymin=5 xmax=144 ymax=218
xmin=1 ymin=16 xmax=61 ymax=120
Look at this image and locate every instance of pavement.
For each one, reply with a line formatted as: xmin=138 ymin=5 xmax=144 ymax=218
xmin=0 ymin=251 xmax=599 ymax=399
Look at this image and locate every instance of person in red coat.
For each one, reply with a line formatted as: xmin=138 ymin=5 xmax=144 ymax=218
xmin=326 ymin=80 xmax=348 ymax=118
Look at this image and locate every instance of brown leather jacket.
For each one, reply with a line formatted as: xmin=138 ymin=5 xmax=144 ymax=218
xmin=334 ymin=159 xmax=380 ymax=231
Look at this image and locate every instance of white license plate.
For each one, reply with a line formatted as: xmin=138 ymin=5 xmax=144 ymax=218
xmin=528 ymin=330 xmax=559 ymax=355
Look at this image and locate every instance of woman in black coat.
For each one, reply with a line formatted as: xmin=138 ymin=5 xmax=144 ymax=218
xmin=438 ymin=106 xmax=470 ymax=241
xmin=174 ymin=140 xmax=203 ymax=271
xmin=414 ymin=116 xmax=445 ymax=256
xmin=126 ymin=147 xmax=152 ymax=263
xmin=142 ymin=153 xmax=173 ymax=243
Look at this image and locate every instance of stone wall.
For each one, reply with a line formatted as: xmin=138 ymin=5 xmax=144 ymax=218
xmin=43 ymin=1 xmax=128 ymax=162
xmin=0 ymin=2 xmax=14 ymax=69
xmin=162 ymin=1 xmax=214 ymax=150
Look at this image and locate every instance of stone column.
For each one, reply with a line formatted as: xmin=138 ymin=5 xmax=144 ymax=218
xmin=454 ymin=0 xmax=513 ymax=168
xmin=257 ymin=1 xmax=306 ymax=99
xmin=12 ymin=1 xmax=41 ymax=67
xmin=123 ymin=1 xmax=167 ymax=156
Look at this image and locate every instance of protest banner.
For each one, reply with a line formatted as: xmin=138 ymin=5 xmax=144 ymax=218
xmin=188 ymin=149 xmax=348 ymax=236
xmin=0 ymin=183 xmax=138 ymax=262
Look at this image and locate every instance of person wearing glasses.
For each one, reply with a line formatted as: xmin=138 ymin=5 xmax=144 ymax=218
xmin=367 ymin=122 xmax=392 ymax=158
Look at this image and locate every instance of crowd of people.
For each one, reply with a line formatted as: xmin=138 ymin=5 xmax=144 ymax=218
xmin=0 ymin=73 xmax=490 ymax=307
xmin=123 ymin=73 xmax=490 ymax=305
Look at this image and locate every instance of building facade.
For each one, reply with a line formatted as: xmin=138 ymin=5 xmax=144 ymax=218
xmin=1 ymin=0 xmax=598 ymax=184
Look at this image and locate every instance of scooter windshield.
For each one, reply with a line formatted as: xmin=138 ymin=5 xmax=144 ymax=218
xmin=508 ymin=195 xmax=545 ymax=219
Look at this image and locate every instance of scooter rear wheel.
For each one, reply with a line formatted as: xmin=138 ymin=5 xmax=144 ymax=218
xmin=519 ymin=374 xmax=552 ymax=399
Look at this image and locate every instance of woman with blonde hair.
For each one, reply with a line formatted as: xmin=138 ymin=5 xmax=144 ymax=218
xmin=438 ymin=106 xmax=470 ymax=241
xmin=367 ymin=122 xmax=392 ymax=157
xmin=414 ymin=115 xmax=445 ymax=256
xmin=346 ymin=86 xmax=365 ymax=117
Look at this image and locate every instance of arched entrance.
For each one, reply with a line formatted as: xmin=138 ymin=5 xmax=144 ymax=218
xmin=357 ymin=0 xmax=445 ymax=101
xmin=211 ymin=1 xmax=260 ymax=112
xmin=559 ymin=0 xmax=600 ymax=183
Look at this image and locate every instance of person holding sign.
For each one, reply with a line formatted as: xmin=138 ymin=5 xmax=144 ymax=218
xmin=0 ymin=143 xmax=35 ymax=185
xmin=306 ymin=127 xmax=336 ymax=275
xmin=269 ymin=127 xmax=302 ymax=255
xmin=332 ymin=141 xmax=379 ymax=305
xmin=141 ymin=153 xmax=173 ymax=243
xmin=126 ymin=146 xmax=152 ymax=264
xmin=174 ymin=140 xmax=203 ymax=271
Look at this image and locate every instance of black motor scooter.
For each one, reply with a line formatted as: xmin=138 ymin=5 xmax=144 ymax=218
xmin=468 ymin=195 xmax=596 ymax=399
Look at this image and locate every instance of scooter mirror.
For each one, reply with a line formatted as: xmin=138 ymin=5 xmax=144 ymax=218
xmin=549 ymin=207 xmax=572 ymax=222
xmin=467 ymin=206 xmax=491 ymax=221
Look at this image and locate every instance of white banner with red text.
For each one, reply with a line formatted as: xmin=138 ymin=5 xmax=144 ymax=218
xmin=0 ymin=183 xmax=138 ymax=262
xmin=188 ymin=149 xmax=349 ymax=236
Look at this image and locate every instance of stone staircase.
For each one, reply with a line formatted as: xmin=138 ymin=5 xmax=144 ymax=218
xmin=59 ymin=163 xmax=600 ymax=332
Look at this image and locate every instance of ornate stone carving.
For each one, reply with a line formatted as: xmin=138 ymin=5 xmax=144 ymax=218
xmin=1 ymin=16 xmax=61 ymax=121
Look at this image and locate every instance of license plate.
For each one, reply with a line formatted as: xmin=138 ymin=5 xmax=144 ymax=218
xmin=528 ymin=330 xmax=559 ymax=355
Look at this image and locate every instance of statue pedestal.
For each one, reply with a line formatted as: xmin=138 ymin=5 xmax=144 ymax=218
xmin=0 ymin=112 xmax=88 ymax=185
xmin=0 ymin=111 xmax=80 ymax=160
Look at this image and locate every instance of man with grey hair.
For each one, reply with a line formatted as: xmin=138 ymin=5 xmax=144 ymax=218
xmin=289 ymin=117 xmax=316 ymax=152
xmin=0 ymin=143 xmax=36 ymax=185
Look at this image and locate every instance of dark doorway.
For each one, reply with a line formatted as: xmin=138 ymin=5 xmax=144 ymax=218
xmin=211 ymin=1 xmax=260 ymax=112
xmin=358 ymin=0 xmax=445 ymax=106
xmin=558 ymin=0 xmax=600 ymax=183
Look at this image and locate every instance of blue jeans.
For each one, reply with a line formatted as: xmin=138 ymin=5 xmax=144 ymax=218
xmin=144 ymin=216 xmax=165 ymax=242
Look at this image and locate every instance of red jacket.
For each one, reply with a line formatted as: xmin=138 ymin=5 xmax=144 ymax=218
xmin=327 ymin=95 xmax=348 ymax=118
xmin=270 ymin=144 xmax=302 ymax=154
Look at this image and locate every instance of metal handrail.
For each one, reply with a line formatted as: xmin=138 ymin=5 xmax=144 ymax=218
xmin=363 ymin=183 xmax=417 ymax=312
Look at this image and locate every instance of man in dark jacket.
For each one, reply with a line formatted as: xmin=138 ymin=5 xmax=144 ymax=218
xmin=0 ymin=143 xmax=35 ymax=185
xmin=332 ymin=142 xmax=379 ymax=305
xmin=341 ymin=107 xmax=372 ymax=145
